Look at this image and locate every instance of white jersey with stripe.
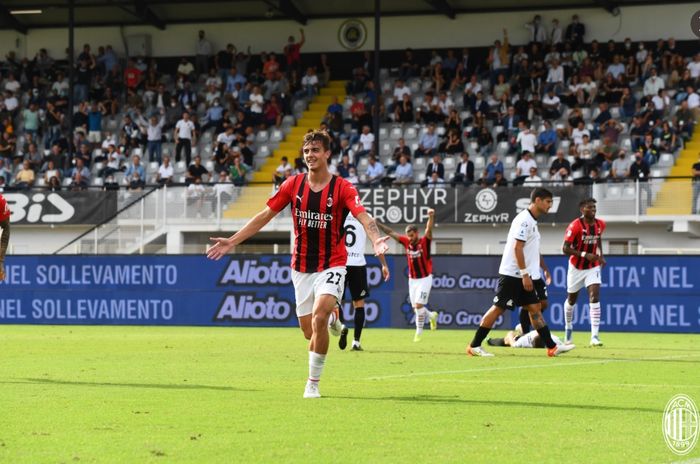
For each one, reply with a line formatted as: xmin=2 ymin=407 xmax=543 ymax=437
xmin=499 ymin=209 xmax=541 ymax=280
xmin=344 ymin=213 xmax=367 ymax=266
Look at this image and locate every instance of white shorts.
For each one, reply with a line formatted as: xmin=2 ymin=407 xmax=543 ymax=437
xmin=566 ymin=263 xmax=602 ymax=294
xmin=513 ymin=330 xmax=561 ymax=348
xmin=408 ymin=275 xmax=432 ymax=306
xmin=291 ymin=266 xmax=346 ymax=318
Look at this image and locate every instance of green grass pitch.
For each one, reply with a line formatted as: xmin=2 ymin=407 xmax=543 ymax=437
xmin=0 ymin=326 xmax=698 ymax=463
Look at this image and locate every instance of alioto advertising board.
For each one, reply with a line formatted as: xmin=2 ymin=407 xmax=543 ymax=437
xmin=0 ymin=255 xmax=698 ymax=333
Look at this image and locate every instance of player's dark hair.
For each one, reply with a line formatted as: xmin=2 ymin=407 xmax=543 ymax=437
xmin=579 ymin=197 xmax=597 ymax=208
xmin=405 ymin=224 xmax=418 ymax=233
xmin=530 ymin=188 xmax=553 ymax=202
xmin=302 ymin=130 xmax=331 ymax=151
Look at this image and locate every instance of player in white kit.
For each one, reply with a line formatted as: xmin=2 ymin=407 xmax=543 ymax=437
xmin=339 ymin=213 xmax=390 ymax=351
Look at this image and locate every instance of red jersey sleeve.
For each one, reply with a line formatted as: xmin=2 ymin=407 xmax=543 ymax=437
xmin=266 ymin=176 xmax=295 ymax=212
xmin=564 ymin=220 xmax=581 ymax=244
xmin=0 ymin=195 xmax=9 ymax=221
xmin=397 ymin=235 xmax=410 ymax=249
xmin=339 ymin=179 xmax=366 ymax=217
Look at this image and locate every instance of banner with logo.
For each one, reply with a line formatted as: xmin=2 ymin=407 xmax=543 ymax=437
xmin=6 ymin=191 xmax=119 ymax=225
xmin=357 ymin=186 xmax=590 ymax=224
xmin=0 ymin=255 xmax=698 ymax=333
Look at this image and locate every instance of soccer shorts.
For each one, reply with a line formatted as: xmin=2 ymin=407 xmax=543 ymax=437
xmin=493 ymin=274 xmax=543 ymax=310
xmin=292 ymin=266 xmax=346 ymax=318
xmin=408 ymin=275 xmax=432 ymax=306
xmin=567 ymin=264 xmax=602 ymax=294
xmin=513 ymin=330 xmax=561 ymax=348
xmin=345 ymin=265 xmax=369 ymax=302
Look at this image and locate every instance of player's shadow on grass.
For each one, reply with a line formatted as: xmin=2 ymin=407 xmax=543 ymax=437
xmin=331 ymin=395 xmax=662 ymax=414
xmin=4 ymin=378 xmax=256 ymax=392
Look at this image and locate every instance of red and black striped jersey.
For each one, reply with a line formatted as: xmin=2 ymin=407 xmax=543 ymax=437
xmin=564 ymin=217 xmax=606 ymax=270
xmin=0 ymin=194 xmax=8 ymax=221
xmin=398 ymin=235 xmax=432 ymax=279
xmin=267 ymin=174 xmax=366 ymax=273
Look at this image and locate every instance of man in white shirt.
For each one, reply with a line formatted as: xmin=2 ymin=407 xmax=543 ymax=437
xmin=358 ymin=125 xmax=375 ymax=158
xmin=571 ymin=121 xmax=590 ymax=146
xmin=687 ymin=54 xmax=700 ymax=80
xmin=515 ymin=150 xmax=537 ymax=181
xmin=516 ymin=124 xmax=537 ymax=154
xmin=542 ymin=90 xmax=561 ymax=119
xmin=143 ymin=111 xmax=166 ymax=163
xmin=157 ymin=155 xmax=174 ymax=185
xmin=643 ymin=68 xmax=664 ymax=97
xmin=174 ymin=111 xmax=196 ymax=166
xmin=523 ymin=167 xmax=543 ymax=186
xmin=525 ymin=15 xmax=547 ymax=43
xmin=606 ymin=55 xmax=625 ymax=79
xmin=467 ymin=188 xmax=573 ymax=357
xmin=550 ymin=19 xmax=562 ymax=45
xmin=393 ymin=79 xmax=411 ymax=101
xmin=247 ymin=85 xmax=264 ymax=125
xmin=545 ymin=59 xmax=564 ymax=94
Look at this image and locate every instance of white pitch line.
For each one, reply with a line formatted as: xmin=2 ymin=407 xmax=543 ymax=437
xmin=668 ymin=458 xmax=700 ymax=464
xmin=366 ymin=353 xmax=699 ymax=381
xmin=431 ymin=378 xmax=700 ymax=390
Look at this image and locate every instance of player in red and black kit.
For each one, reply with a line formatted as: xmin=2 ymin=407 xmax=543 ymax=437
xmin=562 ymin=197 xmax=606 ymax=346
xmin=207 ymin=130 xmax=389 ymax=399
xmin=378 ymin=209 xmax=438 ymax=342
xmin=0 ymin=193 xmax=10 ymax=281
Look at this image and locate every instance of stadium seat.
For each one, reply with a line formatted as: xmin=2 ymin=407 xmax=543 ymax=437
xmin=474 ymin=155 xmax=485 ymax=170
xmin=91 ymin=177 xmax=104 ymax=187
xmin=504 ymin=156 xmax=516 ymax=169
xmin=658 ymin=153 xmax=674 ymax=167
xmin=389 ymin=127 xmax=403 ymax=140
xmin=404 ymin=127 xmax=418 ymax=140
xmin=258 ymin=145 xmax=271 ymax=158
xmin=497 ymin=142 xmax=509 ymax=156
xmin=204 ymin=160 xmax=215 ymax=172
xmin=256 ymin=131 xmax=269 ymax=143
xmin=379 ymin=127 xmax=389 ymax=139
xmin=175 ymin=161 xmax=187 ymax=173
xmin=270 ymin=129 xmax=284 ymax=142
xmin=148 ymin=161 xmax=159 ymax=173
xmin=444 ymin=156 xmax=456 ymax=170
xmin=414 ymin=157 xmax=427 ymax=170
xmin=35 ymin=178 xmax=46 ymax=188
xmin=380 ymin=143 xmax=392 ymax=156
xmin=622 ymin=186 xmax=636 ymax=198
xmin=606 ymin=186 xmax=622 ymax=199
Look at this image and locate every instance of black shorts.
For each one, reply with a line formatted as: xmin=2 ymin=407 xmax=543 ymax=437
xmin=345 ymin=265 xmax=369 ymax=302
xmin=493 ymin=274 xmax=546 ymax=311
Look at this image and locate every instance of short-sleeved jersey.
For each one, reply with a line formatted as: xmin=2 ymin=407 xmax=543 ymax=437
xmin=564 ymin=217 xmax=606 ymax=270
xmin=398 ymin=235 xmax=432 ymax=279
xmin=267 ymin=174 xmax=366 ymax=273
xmin=344 ymin=213 xmax=367 ymax=267
xmin=499 ymin=209 xmax=541 ymax=279
xmin=0 ymin=194 xmax=9 ymax=221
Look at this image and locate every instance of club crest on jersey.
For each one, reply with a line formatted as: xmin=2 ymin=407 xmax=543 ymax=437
xmin=327 ymin=196 xmax=333 ymax=208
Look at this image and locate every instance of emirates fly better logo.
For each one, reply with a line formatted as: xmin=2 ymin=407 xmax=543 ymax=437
xmin=663 ymin=394 xmax=699 ymax=455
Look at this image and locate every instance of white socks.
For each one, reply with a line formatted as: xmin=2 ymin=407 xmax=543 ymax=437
xmin=564 ymin=301 xmax=575 ymax=330
xmin=590 ymin=302 xmax=601 ymax=337
xmin=308 ymin=351 xmax=326 ymax=382
xmin=415 ymin=307 xmax=426 ymax=336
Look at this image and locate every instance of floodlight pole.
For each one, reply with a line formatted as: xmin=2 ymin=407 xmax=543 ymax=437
xmin=67 ymin=0 xmax=75 ymax=161
xmin=372 ymin=0 xmax=381 ymax=158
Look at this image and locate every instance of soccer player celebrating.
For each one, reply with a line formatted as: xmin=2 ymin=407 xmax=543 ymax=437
xmin=207 ymin=130 xmax=389 ymax=398
xmin=339 ymin=213 xmax=390 ymax=351
xmin=0 ymin=193 xmax=11 ymax=281
xmin=378 ymin=209 xmax=438 ymax=342
xmin=466 ymin=188 xmax=575 ymax=357
xmin=562 ymin=197 xmax=606 ymax=346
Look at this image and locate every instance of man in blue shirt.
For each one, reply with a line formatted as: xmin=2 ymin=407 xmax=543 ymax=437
xmin=392 ymin=155 xmax=414 ymax=185
xmin=365 ymin=156 xmax=385 ymax=185
xmin=415 ymin=123 xmax=438 ymax=158
xmin=124 ymin=155 xmax=146 ymax=184
xmin=225 ymin=67 xmax=247 ymax=94
xmin=536 ymin=120 xmax=558 ymax=156
xmin=481 ymin=154 xmax=504 ymax=184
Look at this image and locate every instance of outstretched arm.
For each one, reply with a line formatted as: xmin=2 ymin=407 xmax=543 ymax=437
xmin=376 ymin=220 xmax=402 ymax=243
xmin=424 ymin=208 xmax=435 ymax=240
xmin=207 ymin=207 xmax=278 ymax=260
xmin=0 ymin=219 xmax=9 ymax=281
xmin=355 ymin=212 xmax=389 ymax=257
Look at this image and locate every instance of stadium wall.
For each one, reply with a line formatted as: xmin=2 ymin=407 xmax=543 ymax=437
xmin=0 ymin=255 xmax=698 ymax=333
xmin=0 ymin=4 xmax=697 ymax=59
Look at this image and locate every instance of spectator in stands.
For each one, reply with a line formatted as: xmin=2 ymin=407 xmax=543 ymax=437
xmin=124 ymin=154 xmax=145 ymax=184
xmin=347 ymin=166 xmax=359 ymax=185
xmin=175 ymin=111 xmax=196 ymax=166
xmin=565 ymin=14 xmax=585 ymax=46
xmin=43 ymin=159 xmax=61 ymax=190
xmin=216 ymin=43 xmax=236 ymax=82
xmin=439 ymin=129 xmax=465 ymax=155
xmin=121 ymin=114 xmax=141 ymax=149
xmin=545 ymin=59 xmax=564 ymax=94
xmin=523 ymin=167 xmax=543 ymax=187
xmin=425 ymin=171 xmax=447 ymax=189
xmin=658 ymin=121 xmax=677 ymax=152
xmin=451 ymin=152 xmax=474 ymax=187
xmin=392 ymin=155 xmax=414 ymax=185
xmin=186 ymin=155 xmax=208 ymax=185
xmin=156 ymin=155 xmax=174 ymax=185
xmin=336 ymin=153 xmax=354 ymax=179
xmin=0 ymin=131 xmax=16 ymax=168
xmin=21 ymin=102 xmax=40 ymax=138
xmin=516 ymin=122 xmax=537 ymax=155
xmin=515 ymin=150 xmax=537 ymax=184
xmin=100 ymin=144 xmax=125 ymax=178
xmin=273 ymin=156 xmax=292 ymax=184
xmin=394 ymin=93 xmax=414 ymax=123
xmin=70 ymin=158 xmax=91 ymax=190
xmin=128 ymin=171 xmax=145 ymax=190
xmin=425 ymin=154 xmax=445 ymax=180
xmin=237 ymin=139 xmax=255 ymax=168
xmin=639 ymin=134 xmax=659 ymax=166
xmin=0 ymin=159 xmax=9 ymax=186
xmin=643 ymin=68 xmax=665 ymax=98
xmin=75 ymin=142 xmax=92 ymax=168
xmin=25 ymin=142 xmax=42 ymax=172
xmin=525 ymin=14 xmax=547 ymax=44
xmin=86 ymin=102 xmax=105 ymax=144
xmin=487 ymin=29 xmax=510 ymax=85
xmin=365 ymin=155 xmax=385 ymax=185
xmin=229 ymin=155 xmax=248 ymax=187
xmin=536 ymin=120 xmax=557 ymax=156
xmin=692 ymin=155 xmax=700 ymax=214
xmin=476 ymin=125 xmax=493 ymax=157
xmin=414 ymin=123 xmax=438 ymax=158
xmin=611 ymin=150 xmax=632 ymax=181
xmin=356 ymin=125 xmax=375 ymax=159
xmin=14 ymin=160 xmax=35 ymax=190
xmin=542 ymin=89 xmax=561 ymax=119
xmin=481 ymin=154 xmax=504 ymax=184
xmin=284 ymin=28 xmax=305 ymax=77
xmin=391 ymin=138 xmax=412 ymax=164
xmin=297 ymin=67 xmax=319 ymax=99
xmin=74 ymin=57 xmax=95 ymax=104
xmin=195 ymin=30 xmax=212 ymax=75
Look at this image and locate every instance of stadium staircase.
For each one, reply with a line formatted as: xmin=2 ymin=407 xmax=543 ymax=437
xmin=222 ymin=80 xmax=347 ymax=219
xmin=646 ymin=124 xmax=700 ymax=215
